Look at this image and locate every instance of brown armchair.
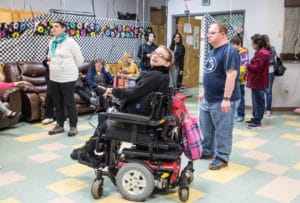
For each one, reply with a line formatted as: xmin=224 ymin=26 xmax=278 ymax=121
xmin=0 ymin=87 xmax=22 ymax=128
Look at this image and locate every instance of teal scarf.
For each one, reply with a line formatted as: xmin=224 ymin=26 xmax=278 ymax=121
xmin=50 ymin=33 xmax=67 ymax=56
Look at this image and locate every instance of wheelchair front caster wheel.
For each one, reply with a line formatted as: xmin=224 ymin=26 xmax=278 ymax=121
xmin=116 ymin=163 xmax=155 ymax=201
xmin=187 ymin=171 xmax=194 ymax=185
xmin=91 ymin=178 xmax=103 ymax=199
xmin=178 ymin=187 xmax=189 ymax=202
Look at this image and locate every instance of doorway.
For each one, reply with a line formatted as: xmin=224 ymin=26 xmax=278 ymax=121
xmin=176 ymin=16 xmax=201 ymax=88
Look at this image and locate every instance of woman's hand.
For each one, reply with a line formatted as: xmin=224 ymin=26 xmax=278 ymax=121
xmin=14 ymin=81 xmax=32 ymax=87
xmin=103 ymin=88 xmax=112 ymax=98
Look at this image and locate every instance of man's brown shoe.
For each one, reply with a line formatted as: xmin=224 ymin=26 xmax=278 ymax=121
xmin=49 ymin=124 xmax=64 ymax=135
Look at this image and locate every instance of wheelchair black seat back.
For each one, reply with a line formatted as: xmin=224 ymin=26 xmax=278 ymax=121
xmin=76 ymin=87 xmax=194 ymax=202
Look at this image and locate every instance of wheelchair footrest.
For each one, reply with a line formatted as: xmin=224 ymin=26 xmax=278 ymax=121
xmin=122 ymin=148 xmax=180 ymax=161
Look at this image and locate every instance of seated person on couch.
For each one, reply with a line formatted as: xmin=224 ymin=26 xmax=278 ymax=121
xmin=75 ymin=73 xmax=99 ymax=109
xmin=70 ymin=45 xmax=174 ymax=166
xmin=86 ymin=60 xmax=113 ymax=109
xmin=0 ymin=72 xmax=31 ymax=119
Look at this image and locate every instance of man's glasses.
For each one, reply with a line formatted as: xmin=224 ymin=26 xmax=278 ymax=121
xmin=208 ymin=31 xmax=222 ymax=35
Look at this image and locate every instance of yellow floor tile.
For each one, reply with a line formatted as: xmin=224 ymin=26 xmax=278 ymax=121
xmin=0 ymin=198 xmax=21 ymax=203
xmin=57 ymin=163 xmax=93 ymax=177
xmin=280 ymin=133 xmax=300 ymax=141
xmin=233 ymin=139 xmax=266 ymax=150
xmin=233 ymin=129 xmax=257 ymax=137
xmin=47 ymin=178 xmax=88 ymax=195
xmin=292 ymin=162 xmax=300 ymax=170
xmin=200 ymin=162 xmax=250 ymax=184
xmin=166 ymin=187 xmax=205 ymax=202
xmin=78 ymin=134 xmax=92 ymax=141
xmin=281 ymin=115 xmax=300 ymax=119
xmin=15 ymin=133 xmax=48 ymax=142
xmin=77 ymin=124 xmax=93 ymax=131
xmin=284 ymin=121 xmax=300 ymax=128
xmin=95 ymin=193 xmax=135 ymax=203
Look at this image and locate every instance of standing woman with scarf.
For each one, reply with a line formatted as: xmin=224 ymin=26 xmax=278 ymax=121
xmin=48 ymin=19 xmax=84 ymax=136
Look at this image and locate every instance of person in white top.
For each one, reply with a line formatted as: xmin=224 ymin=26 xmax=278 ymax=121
xmin=48 ymin=19 xmax=84 ymax=137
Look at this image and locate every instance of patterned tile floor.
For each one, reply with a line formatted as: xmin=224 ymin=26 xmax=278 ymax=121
xmin=1 ymin=97 xmax=300 ymax=203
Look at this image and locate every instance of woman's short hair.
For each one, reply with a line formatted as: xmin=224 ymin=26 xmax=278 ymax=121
xmin=53 ymin=19 xmax=67 ymax=28
xmin=94 ymin=59 xmax=105 ymax=66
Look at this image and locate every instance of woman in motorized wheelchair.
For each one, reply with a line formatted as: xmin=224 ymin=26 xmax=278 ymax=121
xmin=70 ymin=45 xmax=194 ymax=202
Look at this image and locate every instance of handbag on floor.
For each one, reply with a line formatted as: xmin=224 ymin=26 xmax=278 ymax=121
xmin=181 ymin=104 xmax=203 ymax=161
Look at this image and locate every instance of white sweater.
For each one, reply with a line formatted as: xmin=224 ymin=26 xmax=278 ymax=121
xmin=49 ymin=37 xmax=84 ymax=82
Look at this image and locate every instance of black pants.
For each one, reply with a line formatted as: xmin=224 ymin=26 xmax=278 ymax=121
xmin=76 ymin=86 xmax=93 ymax=104
xmin=93 ymin=86 xmax=109 ymax=109
xmin=45 ymin=80 xmax=55 ymax=118
xmin=50 ymin=80 xmax=77 ymax=127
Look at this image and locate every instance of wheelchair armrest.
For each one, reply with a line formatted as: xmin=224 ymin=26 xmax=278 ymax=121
xmin=109 ymin=112 xmax=151 ymax=123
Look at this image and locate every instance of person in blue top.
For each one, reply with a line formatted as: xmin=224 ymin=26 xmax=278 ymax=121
xmin=199 ymin=22 xmax=240 ymax=170
xmin=263 ymin=35 xmax=276 ymax=117
xmin=86 ymin=60 xmax=113 ymax=109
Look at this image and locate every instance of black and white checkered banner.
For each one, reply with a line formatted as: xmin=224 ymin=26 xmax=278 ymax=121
xmin=0 ymin=13 xmax=150 ymax=66
xmin=203 ymin=13 xmax=244 ymax=61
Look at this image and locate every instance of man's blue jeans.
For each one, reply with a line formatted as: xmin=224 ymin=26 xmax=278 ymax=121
xmin=251 ymin=89 xmax=266 ymax=125
xmin=199 ymin=99 xmax=238 ymax=162
xmin=265 ymin=72 xmax=275 ymax=111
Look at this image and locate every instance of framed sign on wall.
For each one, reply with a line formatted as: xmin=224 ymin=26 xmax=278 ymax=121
xmin=285 ymin=0 xmax=300 ymax=7
xmin=202 ymin=0 xmax=210 ymax=6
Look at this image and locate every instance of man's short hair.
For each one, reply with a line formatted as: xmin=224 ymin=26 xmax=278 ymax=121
xmin=212 ymin=22 xmax=228 ymax=35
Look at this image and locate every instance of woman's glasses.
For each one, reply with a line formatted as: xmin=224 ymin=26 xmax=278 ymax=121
xmin=151 ymin=51 xmax=169 ymax=61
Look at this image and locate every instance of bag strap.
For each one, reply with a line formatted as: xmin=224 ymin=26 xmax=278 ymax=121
xmin=182 ymin=102 xmax=191 ymax=118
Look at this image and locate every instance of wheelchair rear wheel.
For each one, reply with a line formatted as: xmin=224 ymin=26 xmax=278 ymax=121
xmin=91 ymin=178 xmax=104 ymax=199
xmin=116 ymin=163 xmax=155 ymax=201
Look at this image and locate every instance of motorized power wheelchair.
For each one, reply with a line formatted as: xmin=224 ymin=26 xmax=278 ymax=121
xmin=75 ymin=88 xmax=194 ymax=202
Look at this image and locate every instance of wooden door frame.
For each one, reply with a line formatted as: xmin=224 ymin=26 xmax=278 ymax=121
xmin=170 ymin=10 xmax=245 ymax=85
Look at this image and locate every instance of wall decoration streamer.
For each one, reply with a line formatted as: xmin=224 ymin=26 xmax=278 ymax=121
xmin=34 ymin=20 xmax=152 ymax=39
xmin=0 ymin=22 xmax=27 ymax=38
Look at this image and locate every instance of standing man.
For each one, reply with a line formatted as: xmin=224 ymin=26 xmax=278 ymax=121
xmin=199 ymin=22 xmax=240 ymax=170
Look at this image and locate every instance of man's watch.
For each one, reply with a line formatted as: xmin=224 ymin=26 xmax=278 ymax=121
xmin=223 ymin=97 xmax=231 ymax=101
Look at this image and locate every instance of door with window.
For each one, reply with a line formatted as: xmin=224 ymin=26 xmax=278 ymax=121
xmin=177 ymin=17 xmax=201 ymax=88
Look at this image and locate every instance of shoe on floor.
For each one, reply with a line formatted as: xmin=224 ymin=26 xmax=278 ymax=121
xmin=68 ymin=127 xmax=78 ymax=137
xmin=90 ymin=96 xmax=100 ymax=106
xmin=41 ymin=118 xmax=54 ymax=124
xmin=48 ymin=124 xmax=64 ymax=135
xmin=245 ymin=119 xmax=254 ymax=124
xmin=266 ymin=110 xmax=271 ymax=117
xmin=70 ymin=145 xmax=91 ymax=160
xmin=236 ymin=116 xmax=244 ymax=122
xmin=209 ymin=157 xmax=228 ymax=170
xmin=200 ymin=154 xmax=214 ymax=159
xmin=247 ymin=122 xmax=262 ymax=128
